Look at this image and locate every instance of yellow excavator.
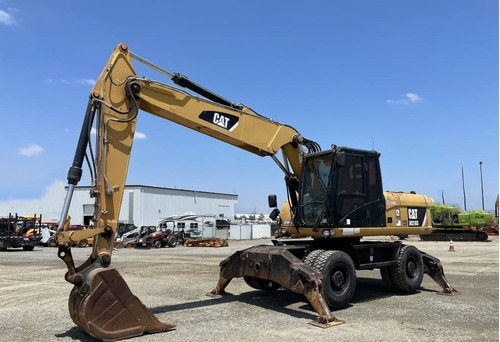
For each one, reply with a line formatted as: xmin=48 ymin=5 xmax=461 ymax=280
xmin=55 ymin=43 xmax=458 ymax=341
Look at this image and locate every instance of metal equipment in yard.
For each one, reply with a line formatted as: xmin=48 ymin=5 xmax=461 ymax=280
xmin=55 ymin=43 xmax=459 ymax=341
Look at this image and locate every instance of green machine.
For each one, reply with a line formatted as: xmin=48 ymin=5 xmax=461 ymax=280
xmin=421 ymin=204 xmax=495 ymax=241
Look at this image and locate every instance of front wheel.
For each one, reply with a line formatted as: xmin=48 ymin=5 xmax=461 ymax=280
xmin=389 ymin=245 xmax=424 ymax=293
xmin=313 ymin=250 xmax=356 ymax=309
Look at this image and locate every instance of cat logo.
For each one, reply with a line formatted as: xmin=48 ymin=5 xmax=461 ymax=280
xmin=199 ymin=111 xmax=239 ymax=131
xmin=213 ymin=112 xmax=229 ymax=129
xmin=408 ymin=208 xmax=418 ymax=220
xmin=407 ymin=207 xmax=426 ymax=227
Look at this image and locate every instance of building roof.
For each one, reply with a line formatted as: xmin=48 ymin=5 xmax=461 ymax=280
xmin=72 ymin=184 xmax=238 ymax=198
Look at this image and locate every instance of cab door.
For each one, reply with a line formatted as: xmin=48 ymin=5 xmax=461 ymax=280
xmin=333 ymin=150 xmax=386 ymax=227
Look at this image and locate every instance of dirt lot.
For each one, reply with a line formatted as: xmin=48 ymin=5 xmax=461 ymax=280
xmin=0 ymin=236 xmax=498 ymax=342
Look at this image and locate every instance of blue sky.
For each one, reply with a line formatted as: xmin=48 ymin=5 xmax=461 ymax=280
xmin=0 ymin=1 xmax=498 ymax=214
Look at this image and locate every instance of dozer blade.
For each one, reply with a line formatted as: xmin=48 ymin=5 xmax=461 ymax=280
xmin=69 ymin=268 xmax=175 ymax=341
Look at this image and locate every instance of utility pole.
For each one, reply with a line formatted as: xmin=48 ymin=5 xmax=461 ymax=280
xmin=479 ymin=161 xmax=485 ymax=210
xmin=462 ymin=167 xmax=467 ymax=211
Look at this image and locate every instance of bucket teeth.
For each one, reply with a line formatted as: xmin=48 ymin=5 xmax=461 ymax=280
xmin=69 ymin=268 xmax=175 ymax=341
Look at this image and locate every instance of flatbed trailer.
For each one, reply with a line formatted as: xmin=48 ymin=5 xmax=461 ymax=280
xmin=0 ymin=214 xmax=42 ymax=251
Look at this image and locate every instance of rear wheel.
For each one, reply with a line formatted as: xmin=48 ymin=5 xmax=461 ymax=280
xmin=22 ymin=245 xmax=35 ymax=251
xmin=167 ymin=238 xmax=177 ymax=248
xmin=389 ymin=245 xmax=424 ymax=292
xmin=313 ymin=250 xmax=356 ymax=308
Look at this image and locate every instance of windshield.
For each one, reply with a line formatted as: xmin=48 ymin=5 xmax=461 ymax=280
xmin=300 ymin=153 xmax=333 ymax=226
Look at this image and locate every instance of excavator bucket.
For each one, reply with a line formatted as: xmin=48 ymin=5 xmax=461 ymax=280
xmin=68 ymin=268 xmax=175 ymax=341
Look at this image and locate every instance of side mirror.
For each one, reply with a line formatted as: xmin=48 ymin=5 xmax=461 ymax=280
xmin=269 ymin=208 xmax=280 ymax=221
xmin=268 ymin=194 xmax=278 ymax=208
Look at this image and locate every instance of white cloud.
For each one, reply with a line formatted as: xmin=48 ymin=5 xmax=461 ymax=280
xmin=405 ymin=92 xmax=422 ymax=103
xmin=0 ymin=9 xmax=16 ymax=25
xmin=18 ymin=144 xmax=44 ymax=157
xmin=135 ymin=131 xmax=147 ymax=139
xmin=75 ymin=78 xmax=96 ymax=86
xmin=55 ymin=78 xmax=96 ymax=86
xmin=387 ymin=92 xmax=423 ymax=105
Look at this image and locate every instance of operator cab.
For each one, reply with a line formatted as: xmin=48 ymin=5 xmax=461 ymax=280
xmin=297 ymin=147 xmax=386 ymax=229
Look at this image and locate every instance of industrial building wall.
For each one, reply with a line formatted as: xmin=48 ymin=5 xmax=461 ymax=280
xmin=127 ymin=186 xmax=237 ymax=226
xmin=69 ymin=185 xmax=237 ymax=226
xmin=0 ymin=182 xmax=237 ymax=227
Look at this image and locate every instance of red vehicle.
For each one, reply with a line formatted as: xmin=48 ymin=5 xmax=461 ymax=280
xmin=137 ymin=226 xmax=182 ymax=248
xmin=135 ymin=226 xmax=158 ymax=248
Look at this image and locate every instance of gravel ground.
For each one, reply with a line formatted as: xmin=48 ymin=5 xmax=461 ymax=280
xmin=0 ymin=236 xmax=498 ymax=342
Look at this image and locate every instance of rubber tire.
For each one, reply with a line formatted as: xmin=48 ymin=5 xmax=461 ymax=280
xmin=389 ymin=245 xmax=424 ymax=293
xmin=153 ymin=240 xmax=162 ymax=248
xmin=303 ymin=249 xmax=325 ymax=267
xmin=22 ymin=245 xmax=35 ymax=251
xmin=313 ymin=250 xmax=356 ymax=308
xmin=243 ymin=276 xmax=281 ymax=291
xmin=167 ymin=238 xmax=177 ymax=248
xmin=380 ymin=267 xmax=396 ymax=290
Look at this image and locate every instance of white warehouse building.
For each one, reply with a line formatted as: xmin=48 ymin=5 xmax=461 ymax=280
xmin=0 ymin=181 xmax=238 ymax=227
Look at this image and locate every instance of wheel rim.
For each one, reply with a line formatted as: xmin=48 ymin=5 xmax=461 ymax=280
xmin=406 ymin=259 xmax=417 ymax=279
xmin=331 ymin=267 xmax=347 ymax=291
xmin=406 ymin=259 xmax=417 ymax=278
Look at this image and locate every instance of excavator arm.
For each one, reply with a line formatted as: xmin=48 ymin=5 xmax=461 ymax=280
xmin=56 ymin=42 xmax=315 ymax=282
xmin=55 ymin=43 xmax=328 ymax=341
